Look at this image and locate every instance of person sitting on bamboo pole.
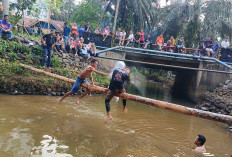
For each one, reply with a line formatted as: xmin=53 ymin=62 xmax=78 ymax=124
xmin=105 ymin=67 xmax=131 ymax=122
xmin=58 ymin=59 xmax=108 ymax=105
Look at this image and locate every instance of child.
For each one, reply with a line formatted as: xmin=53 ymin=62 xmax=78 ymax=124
xmin=103 ymin=25 xmax=110 ymax=41
xmin=58 ymin=59 xmax=108 ymax=104
xmin=120 ymin=29 xmax=126 ymax=46
xmin=54 ymin=34 xmax=63 ymax=53
xmin=193 ymin=50 xmax=200 ymax=56
xmin=81 ymin=45 xmax=90 ymax=60
xmin=125 ymin=30 xmax=134 ymax=47
xmin=144 ymin=35 xmax=151 ymax=49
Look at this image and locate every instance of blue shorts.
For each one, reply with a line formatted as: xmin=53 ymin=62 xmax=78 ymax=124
xmin=71 ymin=77 xmax=90 ymax=93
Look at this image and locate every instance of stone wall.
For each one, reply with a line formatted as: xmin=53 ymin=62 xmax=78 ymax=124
xmin=83 ymin=32 xmax=112 ymax=48
xmin=196 ymin=79 xmax=232 ymax=115
xmin=220 ymin=48 xmax=232 ymax=62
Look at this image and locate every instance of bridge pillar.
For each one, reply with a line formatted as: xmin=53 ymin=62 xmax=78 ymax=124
xmin=173 ymin=62 xmax=232 ymax=102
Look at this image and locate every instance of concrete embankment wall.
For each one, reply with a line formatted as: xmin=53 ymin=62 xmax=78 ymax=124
xmin=96 ymin=50 xmax=126 ymax=72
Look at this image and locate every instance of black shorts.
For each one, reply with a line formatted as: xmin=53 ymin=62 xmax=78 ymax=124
xmin=109 ymin=81 xmax=123 ymax=91
xmin=115 ymin=39 xmax=120 ymax=44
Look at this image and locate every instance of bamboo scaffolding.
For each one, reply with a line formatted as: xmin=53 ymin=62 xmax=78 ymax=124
xmin=19 ymin=63 xmax=232 ymax=124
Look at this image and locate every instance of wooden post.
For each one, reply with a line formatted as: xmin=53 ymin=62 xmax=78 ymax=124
xmin=19 ymin=63 xmax=232 ymax=124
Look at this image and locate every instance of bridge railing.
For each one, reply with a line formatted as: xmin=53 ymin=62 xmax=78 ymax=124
xmin=96 ymin=46 xmax=232 ymax=72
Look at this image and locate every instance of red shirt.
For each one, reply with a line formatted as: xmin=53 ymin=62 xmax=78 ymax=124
xmin=140 ymin=32 xmax=145 ymax=41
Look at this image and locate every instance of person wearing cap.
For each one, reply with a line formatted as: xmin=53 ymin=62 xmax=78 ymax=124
xmin=41 ymin=29 xmax=56 ymax=68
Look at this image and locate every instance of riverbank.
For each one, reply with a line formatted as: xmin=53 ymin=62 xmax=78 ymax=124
xmin=0 ymin=37 xmax=175 ymax=96
xmin=196 ymin=80 xmax=232 ymax=115
xmin=0 ymin=38 xmax=109 ymax=96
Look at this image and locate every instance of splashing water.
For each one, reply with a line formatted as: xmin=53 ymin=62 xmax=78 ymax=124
xmin=31 ymin=135 xmax=72 ymax=157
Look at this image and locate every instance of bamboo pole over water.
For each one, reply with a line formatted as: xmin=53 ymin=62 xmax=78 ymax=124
xmin=19 ymin=63 xmax=232 ymax=124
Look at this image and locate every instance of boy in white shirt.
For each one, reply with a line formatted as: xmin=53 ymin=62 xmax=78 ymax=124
xmin=120 ymin=29 xmax=126 ymax=46
xmin=221 ymin=37 xmax=230 ymax=49
xmin=125 ymin=30 xmax=134 ymax=46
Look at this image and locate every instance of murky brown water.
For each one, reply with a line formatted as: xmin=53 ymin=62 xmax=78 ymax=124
xmin=0 ymin=94 xmax=231 ymax=157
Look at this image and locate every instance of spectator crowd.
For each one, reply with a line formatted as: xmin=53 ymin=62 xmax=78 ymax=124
xmin=40 ymin=22 xmax=232 ymax=68
xmin=0 ymin=14 xmax=231 ymax=68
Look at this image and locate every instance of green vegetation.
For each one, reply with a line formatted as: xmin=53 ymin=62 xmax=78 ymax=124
xmin=92 ymin=72 xmax=110 ymax=85
xmin=0 ymin=59 xmax=30 ymax=77
xmin=0 ymin=39 xmax=40 ymax=55
xmin=51 ymin=58 xmax=62 ymax=68
xmin=44 ymin=78 xmax=56 ymax=83
xmin=14 ymin=31 xmax=42 ymax=41
xmin=70 ymin=0 xmax=109 ymax=30
xmin=130 ymin=66 xmax=145 ymax=80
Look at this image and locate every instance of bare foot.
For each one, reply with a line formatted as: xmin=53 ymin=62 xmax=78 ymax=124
xmin=43 ymin=66 xmax=46 ymax=69
xmin=105 ymin=116 xmax=112 ymax=123
xmin=123 ymin=107 xmax=128 ymax=113
xmin=76 ymin=98 xmax=80 ymax=104
xmin=58 ymin=98 xmax=62 ymax=104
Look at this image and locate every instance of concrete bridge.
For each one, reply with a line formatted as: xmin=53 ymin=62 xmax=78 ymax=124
xmin=96 ymin=46 xmax=232 ymax=102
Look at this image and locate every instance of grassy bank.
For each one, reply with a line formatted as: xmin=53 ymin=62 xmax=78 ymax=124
xmin=0 ymin=39 xmax=109 ymax=95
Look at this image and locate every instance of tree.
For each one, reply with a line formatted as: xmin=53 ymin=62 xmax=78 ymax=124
xmin=51 ymin=0 xmax=78 ymax=21
xmin=103 ymin=0 xmax=158 ymax=32
xmin=10 ymin=0 xmax=37 ymax=29
xmin=112 ymin=0 xmax=120 ymax=33
xmin=156 ymin=0 xmax=232 ymax=46
xmin=70 ymin=0 xmax=108 ymax=29
xmin=2 ymin=0 xmax=9 ymax=18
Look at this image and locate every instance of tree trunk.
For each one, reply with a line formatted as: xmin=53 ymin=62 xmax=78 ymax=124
xmin=67 ymin=0 xmax=71 ymax=20
xmin=19 ymin=63 xmax=232 ymax=125
xmin=2 ymin=0 xmax=9 ymax=19
xmin=113 ymin=0 xmax=120 ymax=33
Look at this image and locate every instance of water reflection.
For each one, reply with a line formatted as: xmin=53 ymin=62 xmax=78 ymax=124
xmin=129 ymin=80 xmax=172 ymax=102
xmin=0 ymin=127 xmax=34 ymax=157
xmin=128 ymin=80 xmax=194 ymax=106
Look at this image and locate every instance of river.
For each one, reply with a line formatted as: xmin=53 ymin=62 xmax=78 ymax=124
xmin=0 ymin=82 xmax=231 ymax=157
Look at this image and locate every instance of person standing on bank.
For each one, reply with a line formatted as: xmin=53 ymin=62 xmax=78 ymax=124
xmin=63 ymin=22 xmax=71 ymax=47
xmin=41 ymin=30 xmax=56 ymax=69
xmin=105 ymin=67 xmax=131 ymax=122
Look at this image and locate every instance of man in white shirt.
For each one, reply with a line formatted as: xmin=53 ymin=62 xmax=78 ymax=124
xmin=125 ymin=30 xmax=134 ymax=46
xmin=221 ymin=37 xmax=230 ymax=49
